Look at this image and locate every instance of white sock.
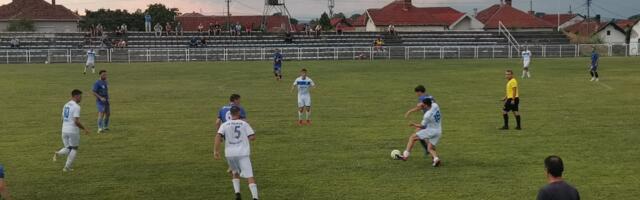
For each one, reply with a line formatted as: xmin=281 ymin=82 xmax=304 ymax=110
xmin=522 ymin=71 xmax=526 ymax=78
xmin=433 ymin=156 xmax=440 ymax=162
xmin=232 ymin=179 xmax=240 ymax=194
xmin=527 ymin=71 xmax=531 ymax=78
xmin=84 ymin=66 xmax=87 ymax=73
xmin=249 ymin=183 xmax=258 ymax=199
xmin=92 ymin=67 xmax=95 ymax=73
xmin=57 ymin=147 xmax=70 ymax=156
xmin=403 ymin=150 xmax=410 ymax=158
xmin=65 ymin=149 xmax=77 ymax=169
xmin=306 ymin=111 xmax=311 ymax=120
xmin=298 ymin=111 xmax=302 ymax=120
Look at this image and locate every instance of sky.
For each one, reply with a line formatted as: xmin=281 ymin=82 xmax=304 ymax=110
xmin=1 ymin=0 xmax=639 ymax=20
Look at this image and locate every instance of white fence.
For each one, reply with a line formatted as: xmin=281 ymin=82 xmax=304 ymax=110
xmin=0 ymin=44 xmax=636 ymax=64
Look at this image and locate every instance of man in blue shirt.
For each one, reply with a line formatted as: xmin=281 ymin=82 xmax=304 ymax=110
xmin=216 ymin=94 xmax=247 ymax=129
xmin=144 ymin=13 xmax=152 ymax=32
xmin=0 ymin=164 xmax=12 ymax=200
xmin=92 ymin=70 xmax=110 ymax=133
xmin=590 ymin=48 xmax=600 ymax=82
xmin=273 ymin=49 xmax=283 ymax=81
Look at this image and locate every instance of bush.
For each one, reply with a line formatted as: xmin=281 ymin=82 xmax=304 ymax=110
xmin=6 ymin=19 xmax=35 ymax=32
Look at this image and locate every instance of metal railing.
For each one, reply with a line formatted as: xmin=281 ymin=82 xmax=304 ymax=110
xmin=0 ymin=44 xmax=636 ymax=64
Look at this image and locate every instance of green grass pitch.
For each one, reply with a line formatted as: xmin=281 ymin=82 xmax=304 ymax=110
xmin=0 ymin=57 xmax=639 ymax=199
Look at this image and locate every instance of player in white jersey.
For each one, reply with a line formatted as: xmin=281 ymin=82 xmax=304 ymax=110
xmin=291 ymin=68 xmax=315 ymax=125
xmin=53 ymin=89 xmax=90 ymax=172
xmin=521 ymin=47 xmax=532 ymax=78
xmin=396 ymin=98 xmax=442 ymax=167
xmin=214 ymin=106 xmax=259 ymax=200
xmin=84 ymin=49 xmax=96 ymax=74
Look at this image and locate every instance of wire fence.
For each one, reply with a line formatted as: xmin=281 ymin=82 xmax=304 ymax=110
xmin=0 ymin=44 xmax=637 ymax=64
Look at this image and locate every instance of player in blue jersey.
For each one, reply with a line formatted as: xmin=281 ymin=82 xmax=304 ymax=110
xmin=92 ymin=70 xmax=110 ymax=133
xmin=292 ymin=68 xmax=315 ymax=125
xmin=590 ymin=48 xmax=600 ymax=82
xmin=273 ymin=49 xmax=283 ymax=81
xmin=84 ymin=49 xmax=96 ymax=74
xmin=0 ymin=164 xmax=11 ymax=200
xmin=216 ymin=94 xmax=247 ymax=130
xmin=404 ymin=85 xmax=436 ymax=158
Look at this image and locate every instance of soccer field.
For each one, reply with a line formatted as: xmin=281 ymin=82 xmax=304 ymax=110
xmin=1 ymin=57 xmax=639 ymax=199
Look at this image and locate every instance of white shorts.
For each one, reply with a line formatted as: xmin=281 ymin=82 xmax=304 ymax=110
xmin=86 ymin=62 xmax=95 ymax=67
xmin=226 ymin=156 xmax=254 ymax=178
xmin=523 ymin=61 xmax=530 ymax=68
xmin=416 ymin=129 xmax=441 ymax=146
xmin=62 ymin=132 xmax=80 ymax=147
xmin=298 ymin=95 xmax=311 ymax=108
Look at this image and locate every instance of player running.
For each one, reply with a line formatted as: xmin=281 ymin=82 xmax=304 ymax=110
xmin=53 ymin=89 xmax=90 ymax=172
xmin=291 ymin=68 xmax=315 ymax=125
xmin=92 ymin=70 xmax=110 ymax=133
xmin=521 ymin=47 xmax=532 ymax=78
xmin=396 ymin=98 xmax=442 ymax=167
xmin=501 ymin=70 xmax=521 ymax=130
xmin=273 ymin=49 xmax=283 ymax=81
xmin=214 ymin=106 xmax=259 ymax=200
xmin=590 ymin=48 xmax=600 ymax=81
xmin=84 ymin=49 xmax=96 ymax=74
xmin=216 ymin=94 xmax=247 ymax=129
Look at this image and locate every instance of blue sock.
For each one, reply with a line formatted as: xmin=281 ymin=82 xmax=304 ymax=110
xmin=104 ymin=116 xmax=110 ymax=128
xmin=97 ymin=116 xmax=103 ymax=129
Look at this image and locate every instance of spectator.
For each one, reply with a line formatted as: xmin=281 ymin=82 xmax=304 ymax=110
xmin=90 ymin=25 xmax=96 ymax=37
xmin=246 ymin=23 xmax=253 ymax=36
xmin=388 ymin=24 xmax=396 ymax=35
xmin=121 ymin=24 xmax=128 ymax=35
xmin=96 ymin=24 xmax=104 ymax=36
xmin=304 ymin=24 xmax=311 ymax=36
xmin=284 ymin=32 xmax=293 ymax=44
xmin=315 ymin=24 xmax=322 ymax=37
xmin=100 ymin=34 xmax=111 ymax=49
xmin=0 ymin=164 xmax=12 ymax=200
xmin=214 ymin=23 xmax=222 ymax=35
xmin=144 ymin=13 xmax=152 ymax=32
xmin=10 ymin=38 xmax=19 ymax=48
xmin=115 ymin=26 xmax=123 ymax=36
xmin=165 ymin=22 xmax=172 ymax=36
xmin=373 ymin=37 xmax=384 ymax=52
xmin=189 ymin=36 xmax=198 ymax=48
xmin=537 ymin=156 xmax=580 ymax=200
xmin=115 ymin=39 xmax=127 ymax=48
xmin=154 ymin=23 xmax=163 ymax=37
xmin=197 ymin=23 xmax=204 ymax=33
xmin=208 ymin=23 xmax=215 ymax=35
xmin=336 ymin=23 xmax=343 ymax=35
xmin=175 ymin=22 xmax=183 ymax=36
xmin=200 ymin=37 xmax=207 ymax=48
xmin=235 ymin=22 xmax=242 ymax=36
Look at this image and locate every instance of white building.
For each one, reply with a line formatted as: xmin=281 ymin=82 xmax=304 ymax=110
xmin=0 ymin=0 xmax=79 ymax=32
xmin=629 ymin=21 xmax=640 ymax=55
xmin=595 ymin=22 xmax=627 ymax=44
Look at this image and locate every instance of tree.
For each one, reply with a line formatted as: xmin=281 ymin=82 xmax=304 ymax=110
xmin=145 ymin=3 xmax=180 ymax=27
xmin=333 ymin=12 xmax=346 ymax=19
xmin=6 ymin=19 xmax=35 ymax=32
xmin=289 ymin=18 xmax=299 ymax=25
xmin=79 ymin=8 xmax=144 ymax=31
xmin=349 ymin=13 xmax=362 ymax=20
xmin=319 ymin=12 xmax=332 ymax=30
xmin=272 ymin=12 xmax=283 ymax=16
xmin=630 ymin=14 xmax=640 ymax=20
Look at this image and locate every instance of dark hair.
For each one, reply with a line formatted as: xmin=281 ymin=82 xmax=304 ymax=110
xmin=99 ymin=70 xmax=107 ymax=75
xmin=544 ymin=155 xmax=564 ymax=177
xmin=422 ymin=97 xmax=432 ymax=107
xmin=229 ymin=94 xmax=241 ymax=102
xmin=301 ymin=68 xmax=307 ymax=72
xmin=414 ymin=85 xmax=426 ymax=93
xmin=71 ymin=89 xmax=82 ymax=96
xmin=230 ymin=106 xmax=241 ymax=116
xmin=505 ymin=69 xmax=513 ymax=74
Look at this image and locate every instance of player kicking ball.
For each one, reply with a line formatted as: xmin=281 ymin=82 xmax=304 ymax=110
xmin=404 ymin=85 xmax=436 ymax=158
xmin=396 ymin=98 xmax=442 ymax=167
xmin=214 ymin=106 xmax=259 ymax=200
xmin=84 ymin=49 xmax=96 ymax=74
xmin=53 ymin=89 xmax=90 ymax=172
xmin=291 ymin=68 xmax=315 ymax=125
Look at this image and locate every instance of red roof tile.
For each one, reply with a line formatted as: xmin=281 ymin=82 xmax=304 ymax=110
xmin=366 ymin=0 xmax=464 ymax=26
xmin=564 ymin=21 xmax=605 ymax=36
xmin=351 ymin=14 xmax=367 ymax=27
xmin=0 ymin=0 xmax=79 ymax=21
xmin=477 ymin=4 xmax=554 ymax=29
xmin=177 ymin=14 xmax=290 ymax=32
xmin=615 ymin=19 xmax=637 ymax=30
xmin=539 ymin=14 xmax=579 ymax=27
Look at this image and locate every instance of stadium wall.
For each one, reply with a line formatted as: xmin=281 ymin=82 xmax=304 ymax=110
xmin=0 ymin=21 xmax=78 ymax=32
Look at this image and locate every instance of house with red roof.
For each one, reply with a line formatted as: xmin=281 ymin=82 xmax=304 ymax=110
xmin=477 ymin=0 xmax=554 ymax=31
xmin=176 ymin=13 xmax=290 ymax=32
xmin=630 ymin=20 xmax=640 ymax=55
xmin=594 ymin=22 xmax=627 ymax=44
xmin=538 ymin=13 xmax=584 ymax=31
xmin=363 ymin=0 xmax=483 ymax=32
xmin=0 ymin=0 xmax=79 ymax=32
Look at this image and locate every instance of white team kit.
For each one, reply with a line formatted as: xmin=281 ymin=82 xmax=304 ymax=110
xmin=61 ymin=100 xmax=81 ymax=147
xmin=217 ymin=119 xmax=255 ymax=178
xmin=416 ymin=103 xmax=442 ymax=146
xmin=293 ymin=76 xmax=315 ymax=108
xmin=522 ymin=50 xmax=532 ymax=68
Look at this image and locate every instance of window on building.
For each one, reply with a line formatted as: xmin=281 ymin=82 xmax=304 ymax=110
xmin=607 ymin=30 xmax=611 ymax=36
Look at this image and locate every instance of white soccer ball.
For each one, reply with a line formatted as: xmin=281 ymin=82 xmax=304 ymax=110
xmin=390 ymin=149 xmax=401 ymax=159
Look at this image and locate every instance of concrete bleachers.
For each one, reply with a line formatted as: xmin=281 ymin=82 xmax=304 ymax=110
xmin=0 ymin=30 xmax=570 ymax=50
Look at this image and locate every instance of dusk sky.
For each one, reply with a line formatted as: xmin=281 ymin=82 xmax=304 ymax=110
xmin=1 ymin=0 xmax=638 ymax=20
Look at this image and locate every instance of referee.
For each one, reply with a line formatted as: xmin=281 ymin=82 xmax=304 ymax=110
xmin=501 ymin=70 xmax=521 ymax=130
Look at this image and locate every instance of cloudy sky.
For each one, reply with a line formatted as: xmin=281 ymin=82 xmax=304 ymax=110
xmin=2 ymin=0 xmax=639 ymax=20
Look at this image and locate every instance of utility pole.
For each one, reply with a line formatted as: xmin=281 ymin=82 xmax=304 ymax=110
xmin=586 ymin=0 xmax=592 ymax=35
xmin=226 ymin=0 xmax=231 ymax=32
xmin=328 ymin=0 xmax=335 ymax=18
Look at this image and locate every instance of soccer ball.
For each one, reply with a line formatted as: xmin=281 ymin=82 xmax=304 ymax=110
xmin=390 ymin=149 xmax=401 ymax=159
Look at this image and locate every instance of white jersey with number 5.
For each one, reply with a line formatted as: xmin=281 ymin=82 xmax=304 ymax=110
xmin=62 ymin=100 xmax=81 ymax=133
xmin=421 ymin=103 xmax=441 ymax=133
xmin=217 ymin=120 xmax=255 ymax=157
xmin=293 ymin=76 xmax=315 ymax=97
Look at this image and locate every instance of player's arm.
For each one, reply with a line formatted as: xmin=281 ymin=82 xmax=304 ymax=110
xmin=404 ymin=104 xmax=422 ymax=118
xmin=215 ymin=118 xmax=222 ymax=130
xmin=74 ymin=117 xmax=90 ymax=135
xmin=92 ymin=84 xmax=106 ymax=102
xmin=213 ymin=133 xmax=222 ymax=160
xmin=248 ymin=134 xmax=256 ymax=141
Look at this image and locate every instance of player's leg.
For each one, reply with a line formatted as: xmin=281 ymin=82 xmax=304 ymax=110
xmin=239 ymin=157 xmax=258 ymax=200
xmin=590 ymin=69 xmax=596 ymax=81
xmin=97 ymin=111 xmax=104 ymax=133
xmin=103 ymin=104 xmax=111 ymax=131
xmin=594 ymin=69 xmax=599 ymax=81
xmin=84 ymin=64 xmax=88 ymax=74
xmin=91 ymin=63 xmax=95 ymax=74
xmin=401 ymin=132 xmax=422 ymax=160
xmin=297 ymin=97 xmax=304 ymax=125
xmin=232 ymin=173 xmax=241 ymax=200
xmin=512 ymin=98 xmax=521 ymax=130
xmin=227 ymin=157 xmax=242 ymax=199
xmin=425 ymin=131 xmax=441 ymax=167
xmin=418 ymin=139 xmax=430 ymax=158
xmin=427 ymin=142 xmax=441 ymax=167
xmin=273 ymin=68 xmax=279 ymax=80
xmin=54 ymin=133 xmax=71 ymax=161
xmin=305 ymin=96 xmax=311 ymax=124
xmin=63 ymin=133 xmax=80 ymax=171
xmin=501 ymin=101 xmax=510 ymax=129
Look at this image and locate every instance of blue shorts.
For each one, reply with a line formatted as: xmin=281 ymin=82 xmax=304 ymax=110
xmin=274 ymin=67 xmax=281 ymax=73
xmin=97 ymin=101 xmax=110 ymax=113
xmin=0 ymin=165 xmax=4 ymax=178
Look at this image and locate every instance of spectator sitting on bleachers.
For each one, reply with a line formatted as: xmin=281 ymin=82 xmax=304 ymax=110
xmin=10 ymin=38 xmax=20 ymax=48
xmin=214 ymin=23 xmax=222 ymax=35
xmin=101 ymin=35 xmax=111 ymax=49
xmin=198 ymin=23 xmax=204 ymax=33
xmin=315 ymin=24 xmax=322 ymax=38
xmin=284 ymin=32 xmax=294 ymax=44
xmin=388 ymin=25 xmax=396 ymax=35
xmin=165 ymin=22 xmax=172 ymax=36
xmin=189 ymin=37 xmax=198 ymax=48
xmin=246 ymin=23 xmax=253 ymax=36
xmin=208 ymin=23 xmax=214 ymax=35
xmin=200 ymin=37 xmax=207 ymax=48
xmin=114 ymin=39 xmax=127 ymax=48
xmin=304 ymin=24 xmax=311 ymax=36
xmin=175 ymin=22 xmax=183 ymax=36
xmin=374 ymin=37 xmax=385 ymax=52
xmin=154 ymin=23 xmax=163 ymax=37
xmin=235 ymin=23 xmax=242 ymax=36
xmin=121 ymin=24 xmax=128 ymax=35
xmin=115 ymin=26 xmax=123 ymax=36
xmin=96 ymin=24 xmax=104 ymax=36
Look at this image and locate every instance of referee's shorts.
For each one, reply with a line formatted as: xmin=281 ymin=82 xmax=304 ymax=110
xmin=503 ymin=98 xmax=520 ymax=112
